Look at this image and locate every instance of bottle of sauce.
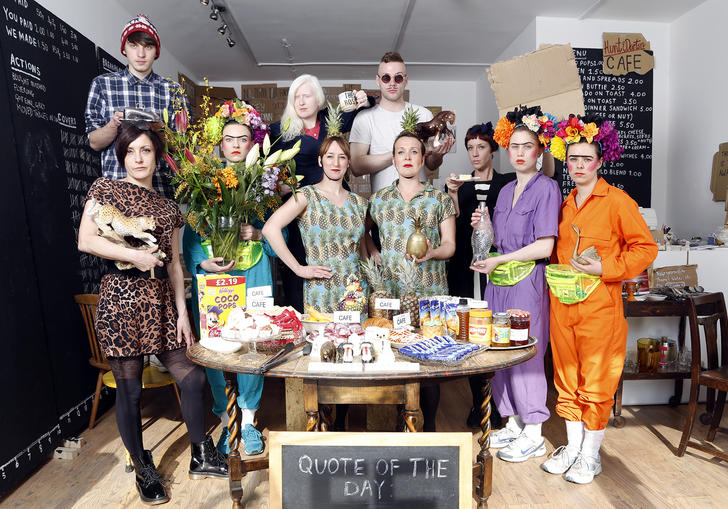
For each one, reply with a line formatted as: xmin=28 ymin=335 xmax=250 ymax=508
xmin=491 ymin=312 xmax=511 ymax=347
xmin=508 ymin=309 xmax=530 ymax=346
xmin=456 ymin=298 xmax=470 ymax=341
xmin=469 ymin=308 xmax=492 ymax=346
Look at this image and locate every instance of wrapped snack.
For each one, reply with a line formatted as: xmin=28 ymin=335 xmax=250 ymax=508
xmin=429 ymin=298 xmax=441 ymax=325
xmin=418 ymin=298 xmax=430 ymax=328
xmin=443 ymin=299 xmax=458 ymax=337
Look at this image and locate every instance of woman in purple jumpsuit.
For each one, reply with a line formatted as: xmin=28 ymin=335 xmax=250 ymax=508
xmin=471 ymin=106 xmax=561 ymax=463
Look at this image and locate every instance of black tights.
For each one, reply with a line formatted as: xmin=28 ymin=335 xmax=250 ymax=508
xmin=108 ymin=348 xmax=207 ymax=457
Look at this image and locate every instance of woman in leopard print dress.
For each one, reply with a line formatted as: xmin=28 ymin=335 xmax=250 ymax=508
xmin=78 ymin=125 xmax=226 ymax=505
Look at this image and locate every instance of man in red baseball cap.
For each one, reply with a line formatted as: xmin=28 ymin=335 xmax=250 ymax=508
xmin=85 ymin=14 xmax=188 ymax=198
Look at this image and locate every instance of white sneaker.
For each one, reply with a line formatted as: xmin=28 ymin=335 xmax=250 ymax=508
xmin=541 ymin=445 xmax=578 ymax=474
xmin=564 ymin=453 xmax=602 ymax=484
xmin=497 ymin=433 xmax=547 ymax=462
xmin=488 ymin=426 xmax=521 ymax=449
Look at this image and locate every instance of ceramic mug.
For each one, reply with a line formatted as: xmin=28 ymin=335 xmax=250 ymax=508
xmin=338 ymin=91 xmax=357 ymax=112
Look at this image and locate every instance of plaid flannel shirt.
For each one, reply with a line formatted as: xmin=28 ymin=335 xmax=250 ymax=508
xmin=85 ymin=67 xmax=189 ymax=198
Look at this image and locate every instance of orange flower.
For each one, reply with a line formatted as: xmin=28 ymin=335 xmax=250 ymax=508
xmin=493 ymin=117 xmax=515 ymax=148
xmin=581 ymin=122 xmax=599 ymax=143
xmin=216 ymin=167 xmax=239 ymax=189
xmin=564 ymin=126 xmax=581 ymax=144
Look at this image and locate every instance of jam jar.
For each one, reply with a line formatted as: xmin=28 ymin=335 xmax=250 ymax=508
xmin=507 ymin=309 xmax=531 ymax=346
xmin=491 ymin=312 xmax=511 ymax=347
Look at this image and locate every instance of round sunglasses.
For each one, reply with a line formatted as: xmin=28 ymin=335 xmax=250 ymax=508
xmin=378 ymin=73 xmax=406 ymax=84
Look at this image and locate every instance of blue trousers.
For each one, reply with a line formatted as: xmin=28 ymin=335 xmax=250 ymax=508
xmin=205 ymin=367 xmax=263 ymax=414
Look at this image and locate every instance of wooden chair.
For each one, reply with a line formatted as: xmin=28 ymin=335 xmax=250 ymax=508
xmin=74 ymin=294 xmax=182 ymax=429
xmin=676 ymin=292 xmax=728 ymax=460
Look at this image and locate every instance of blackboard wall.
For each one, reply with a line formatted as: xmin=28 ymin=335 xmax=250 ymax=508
xmin=557 ymin=47 xmax=654 ymax=206
xmin=0 ymin=0 xmax=112 ymax=493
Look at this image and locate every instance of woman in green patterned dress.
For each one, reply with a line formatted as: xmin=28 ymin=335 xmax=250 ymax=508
xmin=263 ymin=136 xmax=368 ymax=313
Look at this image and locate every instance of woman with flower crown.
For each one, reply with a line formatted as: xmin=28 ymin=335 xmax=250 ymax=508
xmin=470 ymin=106 xmax=561 ymax=463
xmin=541 ymin=115 xmax=656 ymax=484
xmin=183 ymin=100 xmax=282 ymax=457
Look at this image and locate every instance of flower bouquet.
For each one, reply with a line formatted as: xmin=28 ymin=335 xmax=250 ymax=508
xmin=162 ymin=90 xmax=301 ymax=264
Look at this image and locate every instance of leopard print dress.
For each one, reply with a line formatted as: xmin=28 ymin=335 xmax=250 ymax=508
xmin=88 ymin=178 xmax=185 ymax=358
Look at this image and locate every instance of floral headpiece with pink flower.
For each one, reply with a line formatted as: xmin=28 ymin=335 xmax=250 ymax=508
xmin=493 ymin=105 xmax=557 ymax=150
xmin=203 ymin=99 xmax=270 ymax=146
xmin=548 ymin=114 xmax=623 ymax=162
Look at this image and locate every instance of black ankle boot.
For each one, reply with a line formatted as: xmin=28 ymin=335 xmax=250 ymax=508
xmin=131 ymin=451 xmax=169 ymax=505
xmin=189 ymin=435 xmax=228 ymax=479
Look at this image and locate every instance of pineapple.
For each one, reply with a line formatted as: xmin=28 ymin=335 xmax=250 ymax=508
xmin=325 ymin=102 xmax=343 ymax=137
xmin=361 ymin=257 xmax=394 ymax=320
xmin=400 ymin=105 xmax=420 ymax=134
xmin=406 ymin=216 xmax=428 ymax=259
xmin=399 ymin=258 xmax=421 ymax=326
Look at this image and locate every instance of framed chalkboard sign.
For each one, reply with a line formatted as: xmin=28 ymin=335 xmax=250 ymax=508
xmin=557 ymin=47 xmax=654 ymax=206
xmin=269 ymin=432 xmax=472 ymax=509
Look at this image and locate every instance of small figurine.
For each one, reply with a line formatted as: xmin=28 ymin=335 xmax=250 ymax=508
xmin=416 ymin=110 xmax=456 ymax=148
xmin=320 ymin=341 xmax=337 ymax=363
xmin=360 ymin=341 xmax=375 ymax=363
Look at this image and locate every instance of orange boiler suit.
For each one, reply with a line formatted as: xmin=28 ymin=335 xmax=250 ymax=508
xmin=550 ymin=178 xmax=658 ymax=431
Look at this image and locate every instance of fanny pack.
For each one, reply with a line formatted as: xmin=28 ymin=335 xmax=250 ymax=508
xmin=202 ymin=239 xmax=263 ymax=271
xmin=545 ymin=264 xmax=601 ymax=304
xmin=489 ymin=253 xmax=536 ymax=286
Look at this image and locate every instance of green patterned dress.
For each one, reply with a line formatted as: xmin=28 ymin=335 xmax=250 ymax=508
xmin=298 ymin=185 xmax=368 ymax=312
xmin=369 ymin=180 xmax=456 ymax=297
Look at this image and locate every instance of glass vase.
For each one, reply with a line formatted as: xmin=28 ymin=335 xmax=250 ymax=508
xmin=211 ymin=216 xmax=240 ymax=265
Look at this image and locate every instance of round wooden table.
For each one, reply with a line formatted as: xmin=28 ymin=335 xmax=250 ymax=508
xmin=188 ymin=340 xmax=536 ymax=509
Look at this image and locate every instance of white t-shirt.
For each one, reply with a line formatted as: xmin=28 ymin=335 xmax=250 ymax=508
xmin=349 ymin=102 xmax=433 ymax=193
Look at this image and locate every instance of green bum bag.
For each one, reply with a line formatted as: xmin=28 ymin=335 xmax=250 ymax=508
xmin=202 ymin=239 xmax=263 ymax=271
xmin=545 ymin=264 xmax=602 ymax=304
xmin=488 ymin=253 xmax=536 ymax=286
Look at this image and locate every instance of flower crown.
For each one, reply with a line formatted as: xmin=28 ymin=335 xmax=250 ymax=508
xmin=548 ymin=114 xmax=623 ymax=162
xmin=493 ymin=105 xmax=557 ymax=149
xmin=203 ymin=99 xmax=270 ymax=146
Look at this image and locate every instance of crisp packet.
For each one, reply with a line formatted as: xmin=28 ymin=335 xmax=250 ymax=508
xmin=429 ymin=298 xmax=440 ymax=326
xmin=443 ymin=299 xmax=458 ymax=337
xmin=418 ymin=298 xmax=430 ymax=328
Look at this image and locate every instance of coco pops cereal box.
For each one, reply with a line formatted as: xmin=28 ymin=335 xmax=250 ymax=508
xmin=197 ymin=274 xmax=246 ymax=340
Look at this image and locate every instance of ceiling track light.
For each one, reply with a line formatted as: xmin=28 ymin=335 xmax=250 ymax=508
xmin=200 ymin=0 xmax=209 ymax=5
xmin=217 ymin=23 xmax=227 ymax=35
xmin=209 ymin=8 xmax=219 ymax=20
xmin=227 ymin=37 xmax=236 ymax=48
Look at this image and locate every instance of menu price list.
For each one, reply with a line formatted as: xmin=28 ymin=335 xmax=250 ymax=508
xmin=558 ymin=48 xmax=654 ymax=207
xmin=1 ymin=0 xmax=102 ymax=291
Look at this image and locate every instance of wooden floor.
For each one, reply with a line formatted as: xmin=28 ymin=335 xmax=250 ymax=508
xmin=2 ymin=378 xmax=727 ymax=508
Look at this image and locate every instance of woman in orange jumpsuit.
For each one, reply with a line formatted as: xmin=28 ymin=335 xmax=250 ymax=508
xmin=542 ymin=115 xmax=657 ymax=484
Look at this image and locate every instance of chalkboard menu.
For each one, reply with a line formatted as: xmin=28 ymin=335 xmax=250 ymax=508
xmin=557 ymin=47 xmax=654 ymax=206
xmin=0 ymin=0 xmax=101 ymax=493
xmin=97 ymin=45 xmax=123 ymax=75
xmin=282 ymin=445 xmax=459 ymax=508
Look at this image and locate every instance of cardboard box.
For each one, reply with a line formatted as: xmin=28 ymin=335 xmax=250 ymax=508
xmin=602 ymin=32 xmax=654 ymax=76
xmin=488 ymin=44 xmax=585 ymax=118
xmin=648 ymin=265 xmax=698 ymax=288
xmin=710 ymin=142 xmax=728 ymax=202
xmin=197 ymin=274 xmax=246 ymax=340
xmin=241 ymin=83 xmax=276 ymax=101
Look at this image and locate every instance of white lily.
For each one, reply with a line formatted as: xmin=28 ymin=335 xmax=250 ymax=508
xmin=264 ymin=149 xmax=282 ymax=166
xmin=262 ymin=133 xmax=271 ymax=156
xmin=245 ymin=143 xmax=260 ymax=169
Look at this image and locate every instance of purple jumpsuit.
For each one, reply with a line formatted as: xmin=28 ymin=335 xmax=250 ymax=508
xmin=484 ymin=172 xmax=561 ymax=424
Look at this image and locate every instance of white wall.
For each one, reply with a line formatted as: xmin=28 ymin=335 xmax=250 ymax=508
xmin=535 ymin=17 xmax=671 ymax=230
xmin=667 ymin=0 xmax=728 ymax=238
xmin=209 ymin=78 xmax=477 ymax=181
xmin=37 ymin=0 xmax=197 ymax=81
